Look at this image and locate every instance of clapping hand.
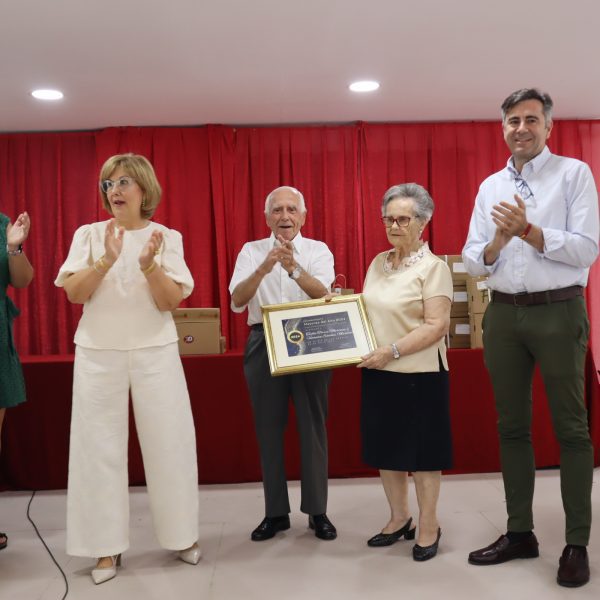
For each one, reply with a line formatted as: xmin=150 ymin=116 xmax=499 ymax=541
xmin=104 ymin=219 xmax=125 ymax=266
xmin=258 ymin=235 xmax=294 ymax=275
xmin=276 ymin=235 xmax=295 ymax=273
xmin=139 ymin=230 xmax=163 ymax=270
xmin=491 ymin=194 xmax=528 ymax=239
xmin=6 ymin=212 xmax=31 ymax=248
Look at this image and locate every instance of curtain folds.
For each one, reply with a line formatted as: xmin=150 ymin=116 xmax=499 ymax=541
xmin=0 ymin=121 xmax=598 ymax=372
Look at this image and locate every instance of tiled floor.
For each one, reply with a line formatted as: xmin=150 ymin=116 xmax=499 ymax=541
xmin=1 ymin=470 xmax=598 ymax=599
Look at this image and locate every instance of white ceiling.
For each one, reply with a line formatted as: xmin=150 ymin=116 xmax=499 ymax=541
xmin=1 ymin=0 xmax=599 ymax=133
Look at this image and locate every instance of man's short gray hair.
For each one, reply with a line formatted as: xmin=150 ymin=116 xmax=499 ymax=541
xmin=264 ymin=186 xmax=307 ymax=215
xmin=501 ymin=88 xmax=553 ymax=125
xmin=381 ymin=183 xmax=434 ymax=222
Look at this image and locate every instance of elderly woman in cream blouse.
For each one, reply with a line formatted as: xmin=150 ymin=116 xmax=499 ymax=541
xmin=358 ymin=183 xmax=453 ymax=562
xmin=55 ymin=154 xmax=200 ymax=584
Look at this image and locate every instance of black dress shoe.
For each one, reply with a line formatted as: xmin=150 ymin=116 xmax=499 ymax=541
xmin=367 ymin=517 xmax=416 ymax=547
xmin=250 ymin=515 xmax=290 ymax=541
xmin=468 ymin=533 xmax=539 ymax=565
xmin=309 ymin=514 xmax=337 ymax=540
xmin=413 ymin=528 xmax=441 ymax=561
xmin=557 ymin=545 xmax=590 ymax=587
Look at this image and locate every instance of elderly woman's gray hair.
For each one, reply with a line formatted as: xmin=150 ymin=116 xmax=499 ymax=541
xmin=264 ymin=186 xmax=307 ymax=215
xmin=381 ymin=183 xmax=434 ymax=222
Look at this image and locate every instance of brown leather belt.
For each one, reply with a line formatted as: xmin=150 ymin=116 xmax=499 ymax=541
xmin=491 ymin=285 xmax=583 ymax=307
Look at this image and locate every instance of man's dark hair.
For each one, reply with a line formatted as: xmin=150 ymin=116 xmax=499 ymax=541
xmin=501 ymin=88 xmax=553 ymax=124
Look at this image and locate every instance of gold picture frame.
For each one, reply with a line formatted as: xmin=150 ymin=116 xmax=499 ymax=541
xmin=261 ymin=294 xmax=377 ymax=376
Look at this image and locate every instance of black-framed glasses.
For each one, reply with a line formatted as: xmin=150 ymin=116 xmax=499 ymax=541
xmin=381 ymin=215 xmax=413 ymax=228
xmin=514 ymin=175 xmax=534 ymax=200
xmin=100 ymin=176 xmax=135 ymax=194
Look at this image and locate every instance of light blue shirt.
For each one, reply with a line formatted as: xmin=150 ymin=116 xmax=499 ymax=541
xmin=462 ymin=146 xmax=599 ymax=293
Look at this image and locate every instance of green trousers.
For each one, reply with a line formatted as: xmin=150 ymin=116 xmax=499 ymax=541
xmin=482 ymin=295 xmax=593 ymax=546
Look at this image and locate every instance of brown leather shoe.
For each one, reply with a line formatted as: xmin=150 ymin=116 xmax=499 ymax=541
xmin=468 ymin=534 xmax=539 ymax=565
xmin=557 ymin=545 xmax=589 ymax=587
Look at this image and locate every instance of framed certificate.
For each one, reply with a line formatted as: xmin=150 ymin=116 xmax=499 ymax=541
xmin=261 ymin=294 xmax=377 ymax=376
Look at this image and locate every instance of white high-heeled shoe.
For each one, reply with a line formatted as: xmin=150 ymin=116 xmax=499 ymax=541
xmin=91 ymin=554 xmax=121 ymax=585
xmin=178 ymin=543 xmax=202 ymax=565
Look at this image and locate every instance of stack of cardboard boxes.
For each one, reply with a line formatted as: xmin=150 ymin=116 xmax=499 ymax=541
xmin=442 ymin=255 xmax=471 ymax=348
xmin=466 ymin=276 xmax=490 ymax=348
xmin=439 ymin=255 xmax=489 ymax=349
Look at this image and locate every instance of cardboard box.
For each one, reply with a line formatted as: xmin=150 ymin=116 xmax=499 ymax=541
xmin=470 ymin=312 xmax=484 ymax=349
xmin=172 ymin=308 xmax=222 ymax=355
xmin=440 ymin=254 xmax=469 ymax=283
xmin=451 ymin=284 xmax=468 ymax=317
xmin=447 ymin=317 xmax=471 ymax=349
xmin=467 ymin=276 xmax=491 ymax=314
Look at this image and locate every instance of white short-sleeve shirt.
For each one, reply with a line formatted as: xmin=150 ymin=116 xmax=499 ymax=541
xmin=228 ymin=232 xmax=334 ymax=325
xmin=55 ymin=220 xmax=194 ymax=350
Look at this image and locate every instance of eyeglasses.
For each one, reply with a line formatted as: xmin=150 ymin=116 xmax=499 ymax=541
xmin=514 ymin=175 xmax=534 ymax=200
xmin=100 ymin=176 xmax=135 ymax=194
xmin=381 ymin=215 xmax=413 ymax=228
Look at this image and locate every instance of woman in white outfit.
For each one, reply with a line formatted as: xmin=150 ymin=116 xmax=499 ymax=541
xmin=55 ymin=153 xmax=200 ymax=584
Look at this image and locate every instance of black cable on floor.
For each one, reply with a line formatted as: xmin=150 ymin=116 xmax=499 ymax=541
xmin=26 ymin=490 xmax=69 ymax=600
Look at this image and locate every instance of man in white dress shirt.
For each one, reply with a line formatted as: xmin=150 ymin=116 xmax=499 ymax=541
xmin=463 ymin=88 xmax=599 ymax=587
xmin=229 ymin=186 xmax=337 ymax=541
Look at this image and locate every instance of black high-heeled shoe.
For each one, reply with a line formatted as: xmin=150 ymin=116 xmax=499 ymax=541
xmin=413 ymin=528 xmax=441 ymax=561
xmin=367 ymin=517 xmax=416 ymax=547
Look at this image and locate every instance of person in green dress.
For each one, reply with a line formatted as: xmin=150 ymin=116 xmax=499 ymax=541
xmin=0 ymin=210 xmax=34 ymax=550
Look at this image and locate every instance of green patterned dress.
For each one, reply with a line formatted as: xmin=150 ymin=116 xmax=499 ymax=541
xmin=0 ymin=213 xmax=26 ymax=408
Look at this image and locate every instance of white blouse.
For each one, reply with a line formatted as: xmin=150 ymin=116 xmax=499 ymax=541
xmin=55 ymin=220 xmax=194 ymax=350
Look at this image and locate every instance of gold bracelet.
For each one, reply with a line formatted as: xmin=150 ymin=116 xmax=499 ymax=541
xmin=93 ymin=256 xmax=110 ymax=275
xmin=141 ymin=260 xmax=157 ymax=276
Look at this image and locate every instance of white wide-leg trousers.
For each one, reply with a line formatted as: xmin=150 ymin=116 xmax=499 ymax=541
xmin=66 ymin=343 xmax=199 ymax=557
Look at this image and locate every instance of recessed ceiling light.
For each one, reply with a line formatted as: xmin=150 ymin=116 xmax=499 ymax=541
xmin=31 ymin=89 xmax=64 ymax=100
xmin=349 ymin=80 xmax=380 ymax=93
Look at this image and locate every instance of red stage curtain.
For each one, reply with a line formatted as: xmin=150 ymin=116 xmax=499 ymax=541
xmin=0 ymin=121 xmax=598 ymax=372
xmin=0 ymin=132 xmax=97 ymax=354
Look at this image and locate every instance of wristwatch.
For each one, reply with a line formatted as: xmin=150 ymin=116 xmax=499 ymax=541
xmin=390 ymin=343 xmax=401 ymax=359
xmin=289 ymin=265 xmax=303 ymax=280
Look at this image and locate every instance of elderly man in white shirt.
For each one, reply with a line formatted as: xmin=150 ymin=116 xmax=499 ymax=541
xmin=462 ymin=88 xmax=599 ymax=588
xmin=229 ymin=186 xmax=337 ymax=542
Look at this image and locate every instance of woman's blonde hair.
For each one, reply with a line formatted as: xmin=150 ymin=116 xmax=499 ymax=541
xmin=99 ymin=153 xmax=162 ymax=219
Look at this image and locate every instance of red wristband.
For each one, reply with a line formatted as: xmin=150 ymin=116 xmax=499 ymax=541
xmin=519 ymin=223 xmax=532 ymax=239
